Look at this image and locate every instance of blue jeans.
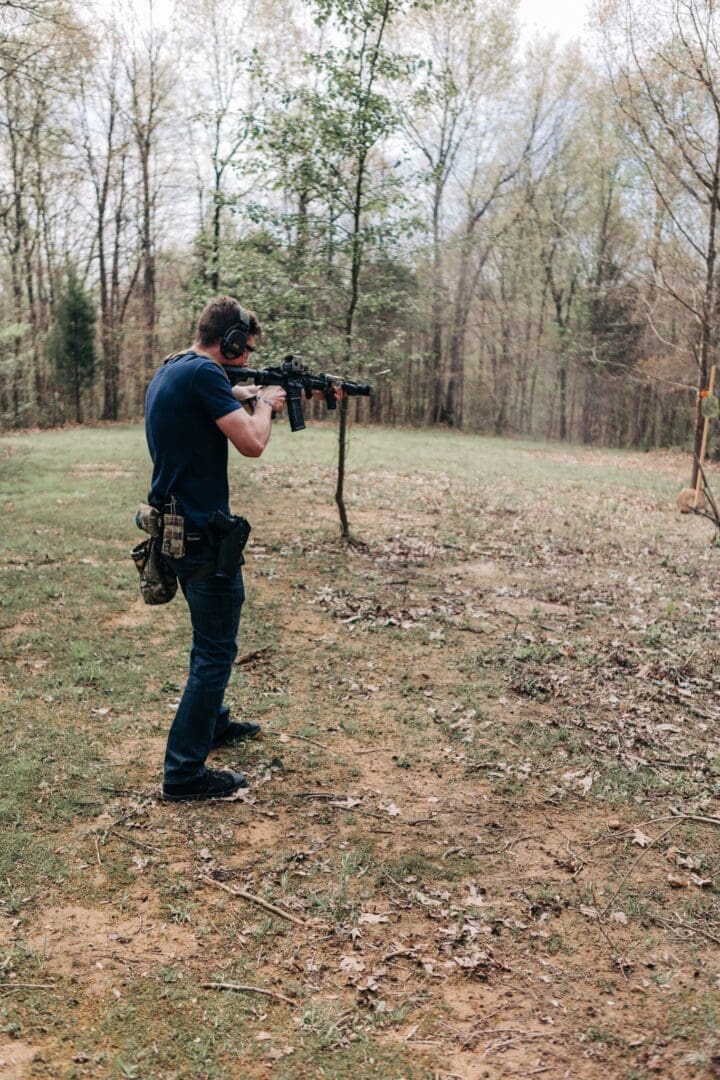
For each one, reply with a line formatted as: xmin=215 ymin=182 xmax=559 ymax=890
xmin=163 ymin=542 xmax=245 ymax=783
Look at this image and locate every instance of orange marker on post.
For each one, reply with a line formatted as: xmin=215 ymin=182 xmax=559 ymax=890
xmin=696 ymin=364 xmax=717 ymax=507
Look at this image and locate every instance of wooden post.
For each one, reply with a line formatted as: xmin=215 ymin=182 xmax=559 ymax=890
xmin=695 ymin=364 xmax=717 ymax=507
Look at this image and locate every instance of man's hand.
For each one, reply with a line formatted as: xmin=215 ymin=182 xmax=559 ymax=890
xmin=257 ymin=386 xmax=287 ymax=413
xmin=218 ymin=383 xmax=287 ymax=457
xmin=231 ymin=383 xmax=287 ymax=413
xmin=311 ymin=386 xmax=345 ymax=401
xmin=231 ymin=383 xmax=261 ymax=402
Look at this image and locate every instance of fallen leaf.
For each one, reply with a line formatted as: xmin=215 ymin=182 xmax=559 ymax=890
xmin=665 ymin=848 xmax=701 ymax=870
xmin=410 ymin=889 xmax=441 ymax=908
xmin=577 ymin=773 xmax=595 ymax=796
xmin=359 ymin=912 xmax=390 ymax=925
xmin=632 ymin=829 xmax=654 ymax=848
xmin=267 ymin=1046 xmax=294 ymax=1061
xmin=465 ymin=884 xmax=485 ymax=906
xmin=339 ymin=956 xmax=365 ymax=975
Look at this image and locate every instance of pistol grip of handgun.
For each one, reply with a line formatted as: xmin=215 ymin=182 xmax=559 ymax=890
xmin=324 ymin=388 xmax=337 ymax=410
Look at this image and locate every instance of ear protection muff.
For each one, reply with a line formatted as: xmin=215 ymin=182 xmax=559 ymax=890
xmin=220 ymin=306 xmax=251 ymax=359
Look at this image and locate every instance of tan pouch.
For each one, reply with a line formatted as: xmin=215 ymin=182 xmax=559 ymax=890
xmin=161 ymin=497 xmax=185 ymax=558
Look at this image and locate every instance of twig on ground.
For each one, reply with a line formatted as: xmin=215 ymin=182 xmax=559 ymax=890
xmin=482 ymin=1032 xmax=555 ymax=1058
xmin=202 ymin=981 xmax=296 ymax=1005
xmin=99 ymin=787 xmax=155 ymax=800
xmin=294 ymin=792 xmax=338 ymax=799
xmin=589 ymin=885 xmax=629 ymax=983
xmin=677 ymin=813 xmax=720 ymax=827
xmin=111 ymin=831 xmax=160 ymax=854
xmin=601 ymin=820 xmax=683 ymax=916
xmin=585 ymin=811 xmax=720 ymax=855
xmin=441 ymin=619 xmax=486 ymax=635
xmin=653 ymin=912 xmax=720 ymax=946
xmin=508 ymin=1068 xmax=551 ymax=1077
xmin=233 ymin=793 xmax=277 ymax=819
xmin=234 ymin=645 xmax=274 ymax=666
xmin=0 ymin=983 xmax=55 ymax=991
xmin=201 ymin=875 xmax=308 ymax=927
xmin=292 ymin=793 xmax=402 ymax=823
xmin=96 ymin=805 xmax=150 ymax=847
xmin=273 ymin=731 xmax=329 ymax=750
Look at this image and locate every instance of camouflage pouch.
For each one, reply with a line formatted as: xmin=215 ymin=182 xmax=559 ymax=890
xmin=135 ymin=502 xmax=162 ymax=537
xmin=130 ymin=536 xmax=178 ymax=605
xmin=161 ymin=497 xmax=185 ymax=559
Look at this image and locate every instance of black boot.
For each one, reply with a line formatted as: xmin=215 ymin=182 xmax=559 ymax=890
xmin=211 ymin=721 xmax=261 ymax=749
xmin=162 ymin=768 xmax=248 ymax=802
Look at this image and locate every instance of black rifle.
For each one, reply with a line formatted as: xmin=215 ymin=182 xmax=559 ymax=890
xmin=222 ymin=354 xmax=372 ymax=432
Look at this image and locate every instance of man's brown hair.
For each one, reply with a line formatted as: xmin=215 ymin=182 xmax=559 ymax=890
xmin=196 ymin=296 xmax=261 ymax=347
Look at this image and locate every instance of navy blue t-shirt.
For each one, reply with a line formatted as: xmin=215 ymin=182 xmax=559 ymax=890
xmin=145 ymin=351 xmax=241 ymax=527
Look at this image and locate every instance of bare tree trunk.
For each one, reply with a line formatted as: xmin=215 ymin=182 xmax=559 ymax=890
xmin=691 ymin=128 xmax=720 ymax=485
xmin=426 ymin=180 xmax=445 ymax=424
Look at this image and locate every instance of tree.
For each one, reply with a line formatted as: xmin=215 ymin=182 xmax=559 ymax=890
xmin=76 ymin=24 xmax=138 ymax=421
xmin=48 ymin=268 xmax=96 ymax=422
xmin=178 ymin=0 xmax=264 ymax=292
xmin=123 ymin=6 xmax=174 ymax=384
xmin=302 ymin=0 xmax=413 ymax=538
xmin=401 ymin=0 xmax=519 ymax=425
xmin=0 ymin=0 xmax=88 ymax=425
xmin=602 ymin=0 xmax=720 ymax=482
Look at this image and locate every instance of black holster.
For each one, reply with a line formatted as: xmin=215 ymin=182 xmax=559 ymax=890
xmin=207 ymin=510 xmax=251 ymax=578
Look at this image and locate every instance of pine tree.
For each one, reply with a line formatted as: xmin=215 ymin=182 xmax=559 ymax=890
xmin=48 ymin=270 xmax=97 ymax=423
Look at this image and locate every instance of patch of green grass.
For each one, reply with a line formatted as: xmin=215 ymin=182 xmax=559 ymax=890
xmin=0 ymin=713 xmax=107 ymax=896
xmin=593 ymin=762 xmax=699 ymax=804
xmin=513 ymin=642 xmax=562 ymax=664
xmin=282 ymin=1002 xmax=426 ymax=1080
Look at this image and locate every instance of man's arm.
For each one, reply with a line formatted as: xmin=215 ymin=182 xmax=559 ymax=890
xmin=216 ymin=385 xmax=286 ymax=457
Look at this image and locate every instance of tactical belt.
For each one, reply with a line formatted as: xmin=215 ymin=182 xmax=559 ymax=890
xmin=136 ymin=502 xmax=250 ymax=582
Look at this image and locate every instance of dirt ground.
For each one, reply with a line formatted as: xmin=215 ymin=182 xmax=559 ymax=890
xmin=2 ymin=428 xmax=720 ymax=1079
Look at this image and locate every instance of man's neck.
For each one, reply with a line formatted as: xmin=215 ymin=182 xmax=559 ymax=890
xmin=191 ymin=341 xmax=223 ymax=365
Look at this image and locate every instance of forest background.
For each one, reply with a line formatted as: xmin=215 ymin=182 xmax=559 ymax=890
xmin=2 ymin=0 xmax=720 ymax=461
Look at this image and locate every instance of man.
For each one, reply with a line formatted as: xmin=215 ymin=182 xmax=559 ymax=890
xmin=144 ymin=295 xmax=286 ymax=802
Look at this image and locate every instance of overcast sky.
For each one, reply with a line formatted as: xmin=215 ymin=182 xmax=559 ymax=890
xmin=93 ymin=0 xmax=595 ymax=41
xmin=519 ymin=0 xmax=592 ymax=41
